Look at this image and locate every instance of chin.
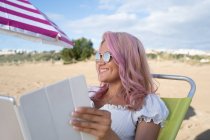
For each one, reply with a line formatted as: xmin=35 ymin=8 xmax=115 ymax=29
xmin=98 ymin=77 xmax=109 ymax=83
xmin=99 ymin=79 xmax=106 ymax=83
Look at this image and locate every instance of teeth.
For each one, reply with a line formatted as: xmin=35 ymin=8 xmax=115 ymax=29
xmin=100 ymin=68 xmax=108 ymax=73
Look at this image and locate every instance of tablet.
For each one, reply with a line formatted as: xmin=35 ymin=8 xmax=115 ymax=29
xmin=0 ymin=75 xmax=95 ymax=140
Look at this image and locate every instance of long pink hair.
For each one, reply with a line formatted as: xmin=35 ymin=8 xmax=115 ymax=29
xmin=94 ymin=31 xmax=156 ymax=110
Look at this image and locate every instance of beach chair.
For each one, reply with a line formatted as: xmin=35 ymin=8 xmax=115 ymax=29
xmin=153 ymin=74 xmax=196 ymax=140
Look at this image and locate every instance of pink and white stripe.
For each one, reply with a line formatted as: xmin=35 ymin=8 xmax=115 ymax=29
xmin=0 ymin=0 xmax=73 ymax=48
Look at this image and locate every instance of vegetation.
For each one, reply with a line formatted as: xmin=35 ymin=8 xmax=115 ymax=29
xmin=0 ymin=37 xmax=95 ymax=65
xmin=0 ymin=37 xmax=209 ymax=65
xmin=0 ymin=51 xmax=61 ymax=64
xmin=60 ymin=37 xmax=94 ymax=64
xmin=1 ymin=50 xmax=210 ymax=65
xmin=147 ymin=52 xmax=210 ymax=65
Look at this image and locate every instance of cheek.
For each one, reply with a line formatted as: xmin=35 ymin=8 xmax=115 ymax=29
xmin=110 ymin=64 xmax=120 ymax=80
xmin=96 ymin=63 xmax=99 ymax=74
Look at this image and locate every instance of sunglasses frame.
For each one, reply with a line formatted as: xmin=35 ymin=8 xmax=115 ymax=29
xmin=95 ymin=51 xmax=112 ymax=63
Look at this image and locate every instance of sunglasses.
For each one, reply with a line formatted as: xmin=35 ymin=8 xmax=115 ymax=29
xmin=95 ymin=51 xmax=112 ymax=63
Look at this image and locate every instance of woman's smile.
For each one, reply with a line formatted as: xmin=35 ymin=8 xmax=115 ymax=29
xmin=99 ymin=68 xmax=109 ymax=73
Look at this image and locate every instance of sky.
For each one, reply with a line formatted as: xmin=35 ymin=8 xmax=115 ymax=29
xmin=1 ymin=0 xmax=210 ymax=51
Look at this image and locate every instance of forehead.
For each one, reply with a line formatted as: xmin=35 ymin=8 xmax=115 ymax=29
xmin=99 ymin=40 xmax=109 ymax=53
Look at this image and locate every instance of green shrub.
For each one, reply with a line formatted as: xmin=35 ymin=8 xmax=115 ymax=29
xmin=60 ymin=37 xmax=94 ymax=63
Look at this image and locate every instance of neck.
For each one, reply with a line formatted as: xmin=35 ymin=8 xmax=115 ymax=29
xmin=104 ymin=81 xmax=126 ymax=105
xmin=108 ymin=81 xmax=123 ymax=97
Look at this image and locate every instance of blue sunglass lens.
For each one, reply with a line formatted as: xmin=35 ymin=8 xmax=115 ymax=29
xmin=95 ymin=51 xmax=112 ymax=63
xmin=103 ymin=52 xmax=111 ymax=63
xmin=95 ymin=52 xmax=100 ymax=61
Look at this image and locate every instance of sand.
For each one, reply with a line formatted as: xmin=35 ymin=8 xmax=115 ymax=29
xmin=0 ymin=60 xmax=210 ymax=140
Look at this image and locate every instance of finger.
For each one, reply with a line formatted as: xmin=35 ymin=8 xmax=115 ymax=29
xmin=72 ymin=111 xmax=111 ymax=125
xmin=70 ymin=119 xmax=108 ymax=131
xmin=73 ymin=126 xmax=104 ymax=138
xmin=75 ymin=107 xmax=111 ymax=117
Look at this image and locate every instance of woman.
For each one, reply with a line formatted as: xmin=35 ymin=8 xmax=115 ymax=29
xmin=70 ymin=31 xmax=169 ymax=140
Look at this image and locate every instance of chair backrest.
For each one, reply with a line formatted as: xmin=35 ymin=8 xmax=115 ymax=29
xmin=158 ymin=97 xmax=192 ymax=140
xmin=152 ymin=74 xmax=196 ymax=140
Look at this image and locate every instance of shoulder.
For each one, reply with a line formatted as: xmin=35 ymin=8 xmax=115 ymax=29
xmin=132 ymin=93 xmax=169 ymax=127
xmin=144 ymin=94 xmax=168 ymax=113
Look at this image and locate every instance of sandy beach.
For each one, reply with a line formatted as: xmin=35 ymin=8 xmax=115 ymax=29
xmin=0 ymin=60 xmax=210 ymax=140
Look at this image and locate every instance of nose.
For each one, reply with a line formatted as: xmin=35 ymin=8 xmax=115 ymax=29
xmin=96 ymin=56 xmax=105 ymax=65
xmin=98 ymin=58 xmax=105 ymax=64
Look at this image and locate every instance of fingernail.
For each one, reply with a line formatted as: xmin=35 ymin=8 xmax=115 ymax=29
xmin=75 ymin=108 xmax=78 ymax=111
xmin=70 ymin=119 xmax=76 ymax=124
xmin=75 ymin=107 xmax=81 ymax=112
xmin=73 ymin=126 xmax=79 ymax=130
xmin=69 ymin=120 xmax=73 ymax=124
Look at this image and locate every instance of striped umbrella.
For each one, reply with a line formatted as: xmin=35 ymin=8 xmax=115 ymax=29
xmin=0 ymin=0 xmax=74 ymax=48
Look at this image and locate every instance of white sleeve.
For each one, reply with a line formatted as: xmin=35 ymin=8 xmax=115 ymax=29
xmin=132 ymin=94 xmax=169 ymax=127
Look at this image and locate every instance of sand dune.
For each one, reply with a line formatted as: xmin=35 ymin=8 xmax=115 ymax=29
xmin=0 ymin=60 xmax=210 ymax=140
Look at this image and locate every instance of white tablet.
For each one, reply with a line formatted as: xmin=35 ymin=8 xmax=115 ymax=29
xmin=0 ymin=75 xmax=95 ymax=140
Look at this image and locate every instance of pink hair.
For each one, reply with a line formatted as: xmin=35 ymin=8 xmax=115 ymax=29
xmin=95 ymin=31 xmax=156 ymax=110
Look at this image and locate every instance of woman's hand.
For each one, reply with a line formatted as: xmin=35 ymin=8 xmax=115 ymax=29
xmin=70 ymin=107 xmax=117 ymax=140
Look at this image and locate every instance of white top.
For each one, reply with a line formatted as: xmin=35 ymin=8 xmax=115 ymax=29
xmin=89 ymin=89 xmax=169 ymax=140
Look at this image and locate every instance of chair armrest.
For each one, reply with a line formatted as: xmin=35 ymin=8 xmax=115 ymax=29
xmin=152 ymin=74 xmax=196 ymax=98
